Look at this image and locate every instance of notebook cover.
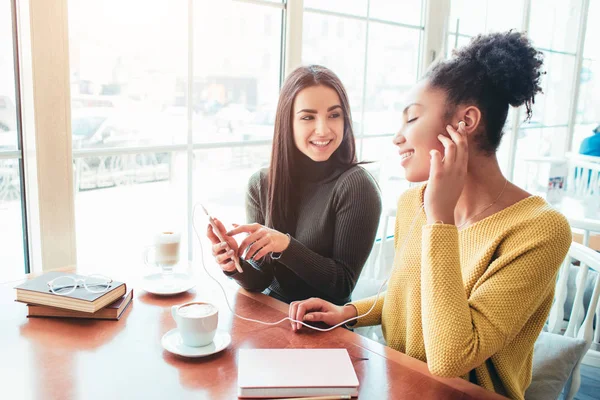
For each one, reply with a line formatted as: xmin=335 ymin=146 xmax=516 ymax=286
xmin=238 ymin=348 xmax=359 ymax=396
xmin=27 ymin=289 xmax=133 ymax=320
xmin=15 ymin=271 xmax=123 ymax=301
xmin=15 ymin=271 xmax=126 ymax=312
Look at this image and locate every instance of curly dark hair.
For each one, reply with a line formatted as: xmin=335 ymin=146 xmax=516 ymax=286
xmin=426 ymin=31 xmax=544 ymax=154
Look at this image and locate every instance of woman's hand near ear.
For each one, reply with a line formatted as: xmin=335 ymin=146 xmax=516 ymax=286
xmin=424 ymin=122 xmax=468 ymax=225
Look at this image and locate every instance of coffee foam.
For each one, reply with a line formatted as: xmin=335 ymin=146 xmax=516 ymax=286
xmin=178 ymin=303 xmax=217 ymax=318
xmin=155 ymin=231 xmax=181 ymax=244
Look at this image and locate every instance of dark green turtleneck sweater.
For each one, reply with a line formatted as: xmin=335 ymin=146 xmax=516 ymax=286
xmin=225 ymin=153 xmax=382 ymax=305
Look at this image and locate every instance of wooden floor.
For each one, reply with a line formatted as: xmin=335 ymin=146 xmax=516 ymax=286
xmin=574 ymin=364 xmax=600 ymax=400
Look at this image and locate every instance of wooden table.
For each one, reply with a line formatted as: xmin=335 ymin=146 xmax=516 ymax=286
xmin=0 ymin=264 xmax=507 ymax=400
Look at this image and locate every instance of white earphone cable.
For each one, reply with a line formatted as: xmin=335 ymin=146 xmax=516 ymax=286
xmin=191 ymin=203 xmax=424 ymax=332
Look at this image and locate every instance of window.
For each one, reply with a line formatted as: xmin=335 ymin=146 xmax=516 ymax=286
xmin=302 ymin=0 xmax=424 ymax=205
xmin=512 ymin=0 xmax=583 ymax=190
xmin=0 ymin=0 xmax=27 ymax=281
xmin=447 ymin=0 xmax=523 ymax=45
xmin=447 ymin=0 xmax=525 ymax=175
xmin=572 ymin=0 xmax=600 ymax=153
xmin=6 ymin=0 xmax=598 ymax=279
xmin=302 ymin=13 xmax=367 ymax=119
xmin=192 ymin=0 xmax=282 ymax=144
xmin=190 ymin=1 xmax=283 ymax=256
xmin=362 ymin=23 xmax=421 ymax=137
xmin=369 ymin=0 xmax=423 ymax=26
xmin=68 ymin=0 xmax=283 ymax=268
xmin=303 ymin=0 xmax=367 ymax=17
xmin=192 ymin=145 xmax=271 ymax=223
xmin=528 ymin=0 xmax=581 ymax=54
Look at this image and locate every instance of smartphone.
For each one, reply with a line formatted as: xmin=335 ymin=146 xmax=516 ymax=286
xmin=201 ymin=204 xmax=243 ymax=273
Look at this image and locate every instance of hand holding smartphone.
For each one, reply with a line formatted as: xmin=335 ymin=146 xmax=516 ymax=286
xmin=201 ymin=204 xmax=243 ymax=273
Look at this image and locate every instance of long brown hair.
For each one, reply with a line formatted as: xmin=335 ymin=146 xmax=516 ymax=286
xmin=267 ymin=65 xmax=358 ymax=232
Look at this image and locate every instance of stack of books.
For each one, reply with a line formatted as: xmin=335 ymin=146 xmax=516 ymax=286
xmin=14 ymin=271 xmax=131 ymax=320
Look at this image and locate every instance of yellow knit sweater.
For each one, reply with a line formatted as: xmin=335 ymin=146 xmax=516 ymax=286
xmin=352 ymin=185 xmax=572 ymax=399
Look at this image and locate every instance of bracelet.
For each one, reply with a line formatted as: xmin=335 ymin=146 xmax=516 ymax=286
xmin=270 ymin=233 xmax=291 ymax=260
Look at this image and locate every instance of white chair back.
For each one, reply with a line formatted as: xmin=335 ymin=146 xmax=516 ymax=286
xmin=547 ymin=241 xmax=600 ymax=400
xmin=566 ymin=152 xmax=600 ymax=165
xmin=565 ymin=157 xmax=600 ymax=197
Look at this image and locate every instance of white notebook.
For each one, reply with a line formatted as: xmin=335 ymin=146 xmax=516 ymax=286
xmin=237 ymin=348 xmax=359 ymax=398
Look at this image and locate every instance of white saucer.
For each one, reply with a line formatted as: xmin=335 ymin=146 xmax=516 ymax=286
xmin=161 ymin=329 xmax=231 ymax=358
xmin=141 ymin=273 xmax=195 ymax=296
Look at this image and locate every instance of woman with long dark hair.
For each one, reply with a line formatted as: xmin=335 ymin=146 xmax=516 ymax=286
xmin=289 ymin=32 xmax=572 ymax=399
xmin=206 ymin=65 xmax=382 ymax=305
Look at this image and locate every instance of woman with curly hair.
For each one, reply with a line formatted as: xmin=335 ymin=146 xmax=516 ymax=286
xmin=289 ymin=31 xmax=572 ymax=399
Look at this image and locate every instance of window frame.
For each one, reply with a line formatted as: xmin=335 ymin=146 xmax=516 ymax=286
xmin=11 ymin=0 xmax=594 ymax=275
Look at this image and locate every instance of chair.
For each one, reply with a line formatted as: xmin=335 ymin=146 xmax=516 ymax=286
xmin=565 ymin=156 xmax=600 ymax=198
xmin=540 ymin=242 xmax=600 ymax=400
xmin=565 ymin=152 xmax=600 ymax=165
xmin=519 ymin=154 xmax=600 ymax=200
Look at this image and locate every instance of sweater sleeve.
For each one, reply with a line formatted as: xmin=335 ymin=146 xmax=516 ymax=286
xmin=350 ymin=188 xmax=417 ymax=327
xmin=278 ymin=168 xmax=382 ymax=303
xmin=225 ymin=170 xmax=275 ymax=292
xmin=349 ymin=292 xmax=386 ymax=327
xmin=420 ymin=213 xmax=572 ymax=378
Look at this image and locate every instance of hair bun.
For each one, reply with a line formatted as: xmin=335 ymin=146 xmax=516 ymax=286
xmin=456 ymin=31 xmax=544 ymax=107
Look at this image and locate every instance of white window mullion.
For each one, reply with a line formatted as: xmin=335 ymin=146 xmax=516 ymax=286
xmin=11 ymin=0 xmax=30 ymax=273
xmin=358 ymin=0 xmax=371 ymax=160
xmin=284 ymin=0 xmax=303 ymax=77
xmin=505 ymin=0 xmax=532 ymax=180
xmin=16 ymin=0 xmax=43 ymax=273
xmin=187 ymin=0 xmax=195 ymax=262
xmin=565 ymin=0 xmax=591 ymax=153
xmin=420 ymin=0 xmax=450 ymax=76
xmin=19 ymin=0 xmax=76 ymax=272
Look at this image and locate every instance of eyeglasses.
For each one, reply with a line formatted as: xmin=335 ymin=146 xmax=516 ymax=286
xmin=47 ymin=274 xmax=113 ymax=295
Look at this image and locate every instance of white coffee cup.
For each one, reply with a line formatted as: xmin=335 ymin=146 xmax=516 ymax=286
xmin=171 ymin=301 xmax=218 ymax=347
xmin=144 ymin=231 xmax=181 ymax=273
